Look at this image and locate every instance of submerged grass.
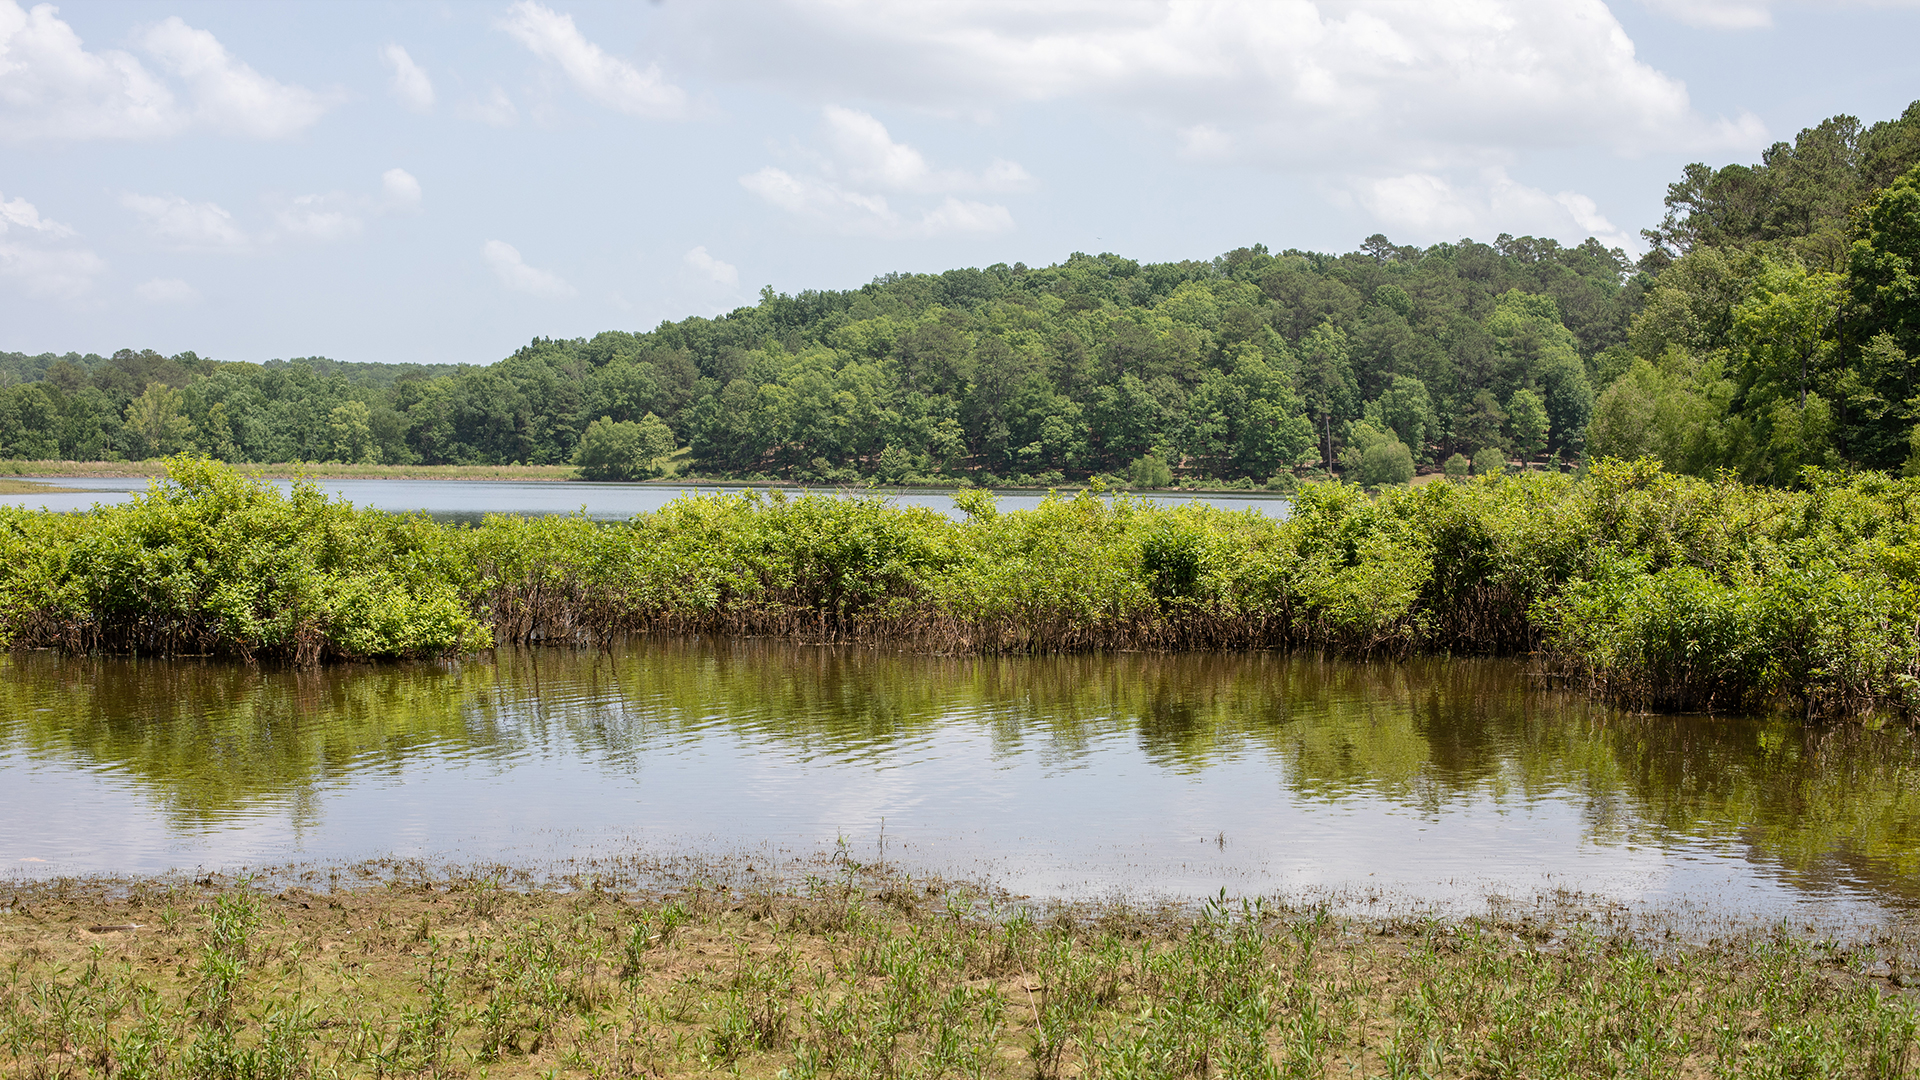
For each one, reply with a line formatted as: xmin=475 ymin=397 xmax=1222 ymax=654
xmin=9 ymin=456 xmax=1920 ymax=716
xmin=2 ymin=870 xmax=1917 ymax=1079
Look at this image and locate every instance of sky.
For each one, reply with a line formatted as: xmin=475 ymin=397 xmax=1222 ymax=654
xmin=2 ymin=0 xmax=1918 ymax=368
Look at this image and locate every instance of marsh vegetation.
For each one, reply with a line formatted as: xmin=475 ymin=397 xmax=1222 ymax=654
xmin=3 ymin=868 xmax=1917 ymax=1079
xmin=7 ymin=458 xmax=1920 ymax=718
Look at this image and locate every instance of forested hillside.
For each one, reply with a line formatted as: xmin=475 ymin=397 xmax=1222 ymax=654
xmin=3 ymin=99 xmax=1918 ymax=487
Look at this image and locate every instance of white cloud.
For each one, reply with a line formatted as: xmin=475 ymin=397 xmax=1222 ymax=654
xmin=741 ymin=168 xmax=1014 ymax=238
xmin=135 ymin=277 xmax=198 ymax=303
xmin=1354 ymin=169 xmax=1639 ymax=252
xmin=691 ymin=1 xmax=1766 ymax=169
xmin=273 ymin=192 xmax=360 ymax=241
xmin=743 ymin=107 xmax=1022 ymax=238
xmin=0 ymin=187 xmax=99 ymax=297
xmin=463 ymin=86 xmax=519 ymax=127
xmin=0 ymin=242 xmax=104 ymax=298
xmin=0 ymin=0 xmax=181 ymax=139
xmin=121 ymin=192 xmax=249 ymax=252
xmin=1641 ymin=0 xmax=1774 ymax=27
xmin=1354 ymin=174 xmax=1477 ymax=235
xmin=501 ymin=1 xmax=686 ymax=119
xmin=382 ymin=168 xmax=422 ymax=209
xmin=483 ymin=239 xmax=573 ymax=297
xmin=0 ymin=2 xmax=327 ymax=141
xmin=139 ymin=16 xmax=327 ymax=138
xmin=381 ymin=44 xmax=434 ymax=113
xmin=1642 ymin=0 xmax=1920 ymax=30
xmin=683 ymin=246 xmax=738 ymax=287
xmin=0 ymin=191 xmax=72 ymax=237
xmin=821 ymin=106 xmax=1031 ymax=193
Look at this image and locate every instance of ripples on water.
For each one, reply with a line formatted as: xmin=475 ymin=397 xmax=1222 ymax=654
xmin=3 ymin=640 xmax=1918 ymax=930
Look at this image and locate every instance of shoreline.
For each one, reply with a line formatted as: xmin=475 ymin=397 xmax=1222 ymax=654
xmin=4 ymin=860 xmax=1916 ymax=1078
xmin=0 ymin=458 xmax=1298 ymax=496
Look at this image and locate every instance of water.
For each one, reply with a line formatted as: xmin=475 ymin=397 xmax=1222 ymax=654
xmin=4 ymin=640 xmax=1917 ymax=930
xmin=0 ymin=476 xmax=1289 ymax=521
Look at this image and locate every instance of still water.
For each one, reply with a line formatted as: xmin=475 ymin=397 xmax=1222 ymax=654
xmin=4 ymin=640 xmax=1917 ymax=928
xmin=0 ymin=477 xmax=1288 ymax=521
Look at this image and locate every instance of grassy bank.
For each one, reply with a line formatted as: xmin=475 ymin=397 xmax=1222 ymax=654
xmin=0 ymin=479 xmax=87 ymax=495
xmin=2 ymin=870 xmax=1915 ymax=1079
xmin=0 ymin=460 xmax=585 ymax=481
xmin=5 ymin=457 xmax=1920 ymax=716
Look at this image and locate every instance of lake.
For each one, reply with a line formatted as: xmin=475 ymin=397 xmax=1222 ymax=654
xmin=0 ymin=476 xmax=1290 ymax=521
xmin=4 ymin=639 xmax=1915 ymax=932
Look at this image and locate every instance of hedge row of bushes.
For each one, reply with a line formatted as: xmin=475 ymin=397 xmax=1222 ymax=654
xmin=4 ymin=457 xmax=1919 ymax=717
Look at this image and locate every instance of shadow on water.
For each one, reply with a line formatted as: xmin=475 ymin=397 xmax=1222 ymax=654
xmin=3 ymin=639 xmax=1919 ymax=916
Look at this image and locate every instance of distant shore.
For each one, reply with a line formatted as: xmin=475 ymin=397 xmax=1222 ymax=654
xmin=0 ymin=458 xmax=1305 ymax=493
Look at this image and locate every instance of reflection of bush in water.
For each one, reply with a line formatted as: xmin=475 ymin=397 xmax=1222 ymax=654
xmin=0 ymin=652 xmax=491 ymax=820
xmin=8 ymin=640 xmax=1920 ymax=897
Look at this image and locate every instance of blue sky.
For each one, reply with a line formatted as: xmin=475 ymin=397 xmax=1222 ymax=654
xmin=2 ymin=0 xmax=1918 ymax=367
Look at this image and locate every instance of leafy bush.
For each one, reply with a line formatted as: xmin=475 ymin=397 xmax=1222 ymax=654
xmin=14 ymin=457 xmax=1920 ymax=719
xmin=0 ymin=457 xmax=489 ymax=661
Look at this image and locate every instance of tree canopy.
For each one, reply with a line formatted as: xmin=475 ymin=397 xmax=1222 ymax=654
xmin=6 ymin=98 xmax=1920 ymax=488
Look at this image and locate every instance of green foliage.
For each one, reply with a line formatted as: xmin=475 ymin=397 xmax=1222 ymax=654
xmin=1473 ymin=447 xmax=1507 ymax=476
xmin=1359 ymin=439 xmax=1415 ymax=488
xmin=574 ymin=413 xmax=677 ymax=481
xmin=0 ymin=232 xmax=1639 ymax=484
xmin=1127 ymin=453 xmax=1173 ymax=489
xmin=0 ymin=457 xmax=490 ymax=661
xmin=13 ymin=106 xmax=1920 ymax=489
xmin=1443 ymin=452 xmax=1471 ymax=480
xmin=1506 ymin=388 xmax=1550 ymax=464
xmin=15 ymin=458 xmax=1920 ymax=718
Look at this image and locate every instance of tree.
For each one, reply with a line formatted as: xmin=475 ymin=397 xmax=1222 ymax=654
xmin=1586 ymin=354 xmax=1726 ymax=472
xmin=1506 ymin=389 xmax=1550 ymax=466
xmin=575 ymin=413 xmax=676 ymax=480
xmin=1473 ymin=446 xmax=1507 ymax=476
xmin=1358 ymin=438 xmax=1414 ymax=487
xmin=1299 ymin=320 xmax=1357 ymax=468
xmin=328 ymin=401 xmax=379 ymax=464
xmin=0 ymin=384 xmax=60 ymax=459
xmin=1443 ymin=452 xmax=1471 ymax=481
xmin=122 ymin=383 xmax=191 ymax=459
xmin=1127 ymin=452 xmax=1173 ymax=489
xmin=1364 ymin=375 xmax=1434 ymax=462
xmin=1341 ymin=420 xmax=1413 ymax=487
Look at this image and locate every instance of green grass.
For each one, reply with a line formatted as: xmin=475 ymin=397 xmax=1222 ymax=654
xmin=2 ymin=870 xmax=1915 ymax=1078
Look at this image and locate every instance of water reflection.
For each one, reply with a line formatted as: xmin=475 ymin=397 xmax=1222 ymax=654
xmin=0 ymin=477 xmax=1287 ymax=521
xmin=2 ymin=641 xmax=1917 ymax=922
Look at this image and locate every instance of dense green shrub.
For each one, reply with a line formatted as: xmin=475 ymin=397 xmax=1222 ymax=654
xmin=0 ymin=458 xmax=489 ymax=661
xmin=10 ymin=458 xmax=1920 ymax=718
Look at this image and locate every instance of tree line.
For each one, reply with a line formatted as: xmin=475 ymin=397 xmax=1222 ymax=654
xmin=2 ymin=99 xmax=1916 ymax=487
